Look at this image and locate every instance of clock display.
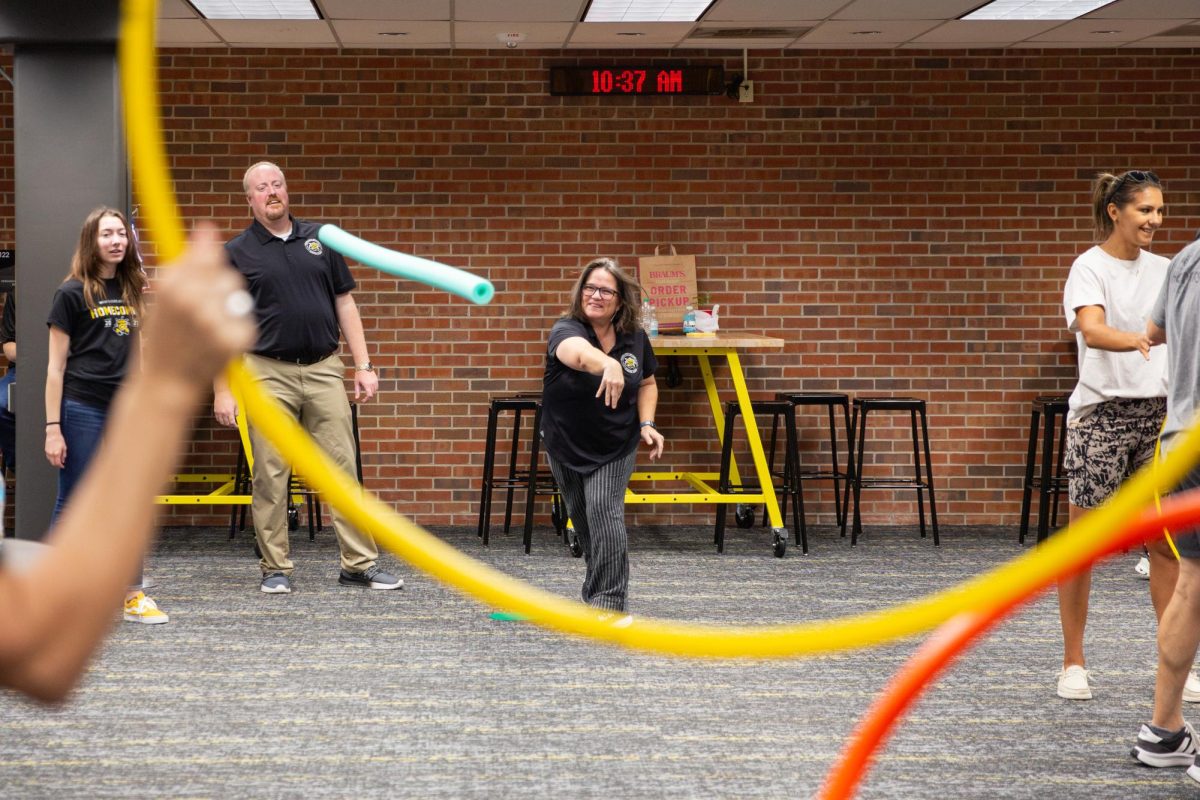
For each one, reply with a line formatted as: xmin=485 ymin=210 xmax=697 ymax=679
xmin=549 ymin=65 xmax=724 ymax=97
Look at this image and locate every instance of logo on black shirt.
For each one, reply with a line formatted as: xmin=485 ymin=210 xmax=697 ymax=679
xmin=113 ymin=318 xmax=132 ymax=336
xmin=304 ymin=239 xmax=324 ymax=256
xmin=620 ymin=353 xmax=639 ymax=374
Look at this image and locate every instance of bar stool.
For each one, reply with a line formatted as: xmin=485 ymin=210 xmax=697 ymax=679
xmin=771 ymin=391 xmax=853 ymax=535
xmin=476 ymin=394 xmax=564 ymax=554
xmin=1018 ymin=394 xmax=1070 ymax=545
xmin=714 ymin=399 xmax=805 ymax=556
xmin=849 ymin=396 xmax=939 ymax=546
xmin=229 ymin=403 xmax=363 ymax=544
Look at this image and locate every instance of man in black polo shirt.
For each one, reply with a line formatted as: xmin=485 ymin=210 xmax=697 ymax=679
xmin=214 ymin=161 xmax=401 ymax=594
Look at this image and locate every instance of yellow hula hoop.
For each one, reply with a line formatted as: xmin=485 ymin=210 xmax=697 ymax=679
xmin=118 ymin=0 xmax=1200 ymax=658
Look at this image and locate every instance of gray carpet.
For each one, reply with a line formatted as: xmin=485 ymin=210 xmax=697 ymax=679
xmin=0 ymin=522 xmax=1192 ymax=799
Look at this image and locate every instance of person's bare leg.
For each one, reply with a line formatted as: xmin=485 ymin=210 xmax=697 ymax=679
xmin=1058 ymin=503 xmax=1091 ymax=669
xmin=1148 ymin=535 xmax=1180 ymax=622
xmin=1151 ymin=558 xmax=1200 ymax=730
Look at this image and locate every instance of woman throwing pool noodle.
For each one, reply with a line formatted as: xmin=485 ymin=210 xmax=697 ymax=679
xmin=540 ymin=258 xmax=665 ymax=612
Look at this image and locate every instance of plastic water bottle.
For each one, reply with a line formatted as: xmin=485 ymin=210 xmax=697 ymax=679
xmin=683 ymin=304 xmax=697 ymax=334
xmin=641 ymin=299 xmax=651 ymax=332
xmin=648 ymin=302 xmax=659 ymax=336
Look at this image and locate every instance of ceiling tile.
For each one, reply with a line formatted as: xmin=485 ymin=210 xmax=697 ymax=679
xmin=797 ymin=19 xmax=943 ymax=45
xmin=910 ymin=19 xmax=1064 ymax=43
xmin=157 ymin=19 xmax=221 ymax=43
xmin=833 ymin=0 xmax=984 ymax=19
xmin=331 ymin=19 xmax=452 ymax=45
xmin=705 ymin=0 xmax=848 ymax=21
xmin=1133 ymin=34 xmax=1200 ymax=46
xmin=160 ymin=0 xmax=199 ymax=19
xmin=1025 ymin=17 xmax=1188 ymax=42
xmin=207 ymin=19 xmax=336 ymax=44
xmin=1086 ymin=0 xmax=1200 ymax=18
xmin=320 ymin=0 xmax=449 ymax=20
xmin=569 ymin=22 xmax=696 ymax=44
xmin=454 ymin=21 xmax=573 ymax=46
xmin=456 ymin=0 xmax=586 ymax=22
xmin=682 ymin=36 xmax=802 ymax=47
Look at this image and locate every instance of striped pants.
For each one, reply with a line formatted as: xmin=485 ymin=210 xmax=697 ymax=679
xmin=547 ymin=449 xmax=637 ymax=612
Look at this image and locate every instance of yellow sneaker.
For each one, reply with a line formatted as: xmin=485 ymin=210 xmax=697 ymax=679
xmin=123 ymin=592 xmax=169 ymax=625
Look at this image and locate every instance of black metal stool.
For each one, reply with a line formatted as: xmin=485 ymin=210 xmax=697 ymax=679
xmin=849 ymin=396 xmax=939 ymax=546
xmin=772 ymin=391 xmax=853 ymax=535
xmin=1018 ymin=394 xmax=1070 ymax=545
xmin=229 ymin=403 xmax=363 ymax=544
xmin=476 ymin=394 xmax=564 ymax=554
xmin=714 ymin=400 xmax=804 ymax=557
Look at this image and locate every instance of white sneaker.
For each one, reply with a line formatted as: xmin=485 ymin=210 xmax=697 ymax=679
xmin=1136 ymin=555 xmax=1150 ymax=580
xmin=1184 ymin=672 xmax=1200 ymax=703
xmin=1057 ymin=664 xmax=1092 ymax=700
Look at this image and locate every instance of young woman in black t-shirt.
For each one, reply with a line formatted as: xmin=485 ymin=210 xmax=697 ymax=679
xmin=541 ymin=258 xmax=665 ymax=613
xmin=44 ymin=207 xmax=166 ymax=624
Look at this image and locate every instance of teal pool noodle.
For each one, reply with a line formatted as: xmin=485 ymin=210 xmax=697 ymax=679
xmin=317 ymin=224 xmax=494 ymax=305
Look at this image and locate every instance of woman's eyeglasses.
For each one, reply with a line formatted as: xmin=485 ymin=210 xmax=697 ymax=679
xmin=582 ymin=284 xmax=618 ymax=300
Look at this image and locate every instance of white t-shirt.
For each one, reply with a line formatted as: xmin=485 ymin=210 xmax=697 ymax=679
xmin=1063 ymin=245 xmax=1169 ymax=424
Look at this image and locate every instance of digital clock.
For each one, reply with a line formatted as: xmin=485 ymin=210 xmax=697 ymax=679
xmin=549 ymin=65 xmax=724 ymax=97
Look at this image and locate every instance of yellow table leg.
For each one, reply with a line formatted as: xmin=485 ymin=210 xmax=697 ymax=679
xmin=726 ymin=351 xmax=785 ymax=531
xmin=698 ymin=354 xmax=742 ymax=488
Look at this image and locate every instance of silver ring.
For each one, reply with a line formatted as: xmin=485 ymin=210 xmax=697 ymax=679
xmin=224 ymin=290 xmax=254 ymax=318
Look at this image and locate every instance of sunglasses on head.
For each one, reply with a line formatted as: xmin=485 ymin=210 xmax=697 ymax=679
xmin=1106 ymin=170 xmax=1160 ymax=204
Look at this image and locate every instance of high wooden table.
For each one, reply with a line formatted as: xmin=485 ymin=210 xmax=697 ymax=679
xmin=627 ymin=331 xmax=790 ymax=556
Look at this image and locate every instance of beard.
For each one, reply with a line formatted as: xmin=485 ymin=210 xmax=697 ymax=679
xmin=262 ymin=199 xmax=287 ymax=221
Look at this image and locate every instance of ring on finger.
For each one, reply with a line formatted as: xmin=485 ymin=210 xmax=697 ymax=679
xmin=224 ymin=289 xmax=254 ymax=318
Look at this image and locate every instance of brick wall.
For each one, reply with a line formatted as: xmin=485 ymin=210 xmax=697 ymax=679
xmin=2 ymin=47 xmax=1198 ymax=531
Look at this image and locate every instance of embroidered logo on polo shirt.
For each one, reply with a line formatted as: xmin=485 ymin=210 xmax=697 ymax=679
xmin=620 ymin=353 xmax=639 ymax=374
xmin=304 ymin=239 xmax=324 ymax=256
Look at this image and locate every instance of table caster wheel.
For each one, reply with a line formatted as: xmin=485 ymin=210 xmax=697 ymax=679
xmin=569 ymin=534 xmax=583 ymax=558
xmin=735 ymin=503 xmax=755 ymax=529
xmin=772 ymin=529 xmax=787 ymax=558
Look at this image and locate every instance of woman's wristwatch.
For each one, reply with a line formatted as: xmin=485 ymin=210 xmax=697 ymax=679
xmin=640 ymin=420 xmax=656 ymax=429
xmin=356 ymin=362 xmax=374 ymax=372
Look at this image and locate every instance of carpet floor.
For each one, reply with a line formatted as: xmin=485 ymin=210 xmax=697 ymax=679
xmin=0 ymin=522 xmax=1191 ymax=799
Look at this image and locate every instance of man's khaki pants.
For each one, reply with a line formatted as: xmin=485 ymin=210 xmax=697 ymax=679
xmin=245 ymin=353 xmax=377 ymax=575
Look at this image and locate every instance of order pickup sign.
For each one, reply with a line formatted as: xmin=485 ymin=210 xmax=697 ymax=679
xmin=638 ymin=248 xmax=697 ymax=333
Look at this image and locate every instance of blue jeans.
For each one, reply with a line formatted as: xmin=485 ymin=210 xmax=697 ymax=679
xmin=0 ymin=364 xmax=14 ymax=470
xmin=54 ymin=397 xmax=142 ymax=587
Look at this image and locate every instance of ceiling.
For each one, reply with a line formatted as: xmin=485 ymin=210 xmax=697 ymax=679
xmin=157 ymin=0 xmax=1200 ymax=49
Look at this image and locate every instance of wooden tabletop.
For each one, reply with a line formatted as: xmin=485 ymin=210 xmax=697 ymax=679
xmin=648 ymin=330 xmax=785 ymax=350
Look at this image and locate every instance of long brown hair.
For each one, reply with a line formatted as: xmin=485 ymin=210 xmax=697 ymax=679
xmin=1091 ymin=170 xmax=1162 ymax=240
xmin=68 ymin=207 xmax=147 ymax=315
xmin=566 ymin=257 xmax=642 ymax=335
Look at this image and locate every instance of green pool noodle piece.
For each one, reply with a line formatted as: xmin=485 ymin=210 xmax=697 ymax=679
xmin=488 ymin=611 xmax=529 ymax=622
xmin=317 ymin=224 xmax=494 ymax=305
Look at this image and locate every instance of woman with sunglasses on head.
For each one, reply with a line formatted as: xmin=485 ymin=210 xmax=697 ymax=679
xmin=1057 ymin=170 xmax=1193 ymax=701
xmin=540 ymin=258 xmax=665 ymax=615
